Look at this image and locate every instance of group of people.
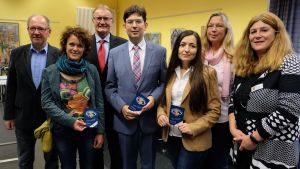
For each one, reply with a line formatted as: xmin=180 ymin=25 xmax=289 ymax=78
xmin=3 ymin=3 xmax=300 ymax=169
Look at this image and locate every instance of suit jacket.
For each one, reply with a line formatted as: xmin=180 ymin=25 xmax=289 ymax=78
xmin=86 ymin=33 xmax=127 ymax=88
xmin=157 ymin=66 xmax=221 ymax=151
xmin=4 ymin=44 xmax=59 ymax=130
xmin=105 ymin=41 xmax=167 ymax=135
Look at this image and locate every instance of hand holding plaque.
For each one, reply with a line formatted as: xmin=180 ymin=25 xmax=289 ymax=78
xmin=129 ymin=94 xmax=150 ymax=114
xmin=83 ymin=108 xmax=99 ymax=128
xmin=169 ymin=105 xmax=185 ymax=125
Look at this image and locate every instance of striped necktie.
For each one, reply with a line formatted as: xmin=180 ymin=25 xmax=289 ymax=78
xmin=132 ymin=45 xmax=141 ymax=83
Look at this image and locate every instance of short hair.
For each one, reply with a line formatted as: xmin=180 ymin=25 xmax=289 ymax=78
xmin=202 ymin=12 xmax=234 ymax=60
xmin=93 ymin=4 xmax=114 ymax=18
xmin=123 ymin=5 xmax=147 ymax=22
xmin=234 ymin=12 xmax=294 ymax=77
xmin=60 ymin=26 xmax=91 ymax=57
xmin=27 ymin=15 xmax=51 ymax=28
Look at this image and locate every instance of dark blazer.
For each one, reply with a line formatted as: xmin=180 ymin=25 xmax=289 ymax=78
xmin=105 ymin=41 xmax=167 ymax=135
xmin=86 ymin=34 xmax=127 ymax=88
xmin=4 ymin=44 xmax=59 ymax=130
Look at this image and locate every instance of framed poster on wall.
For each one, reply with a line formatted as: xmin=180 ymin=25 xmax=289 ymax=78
xmin=144 ymin=32 xmax=161 ymax=45
xmin=0 ymin=22 xmax=19 ymax=68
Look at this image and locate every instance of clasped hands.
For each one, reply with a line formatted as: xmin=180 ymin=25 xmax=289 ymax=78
xmin=122 ymin=96 xmax=155 ymax=120
xmin=230 ymin=128 xmax=258 ymax=151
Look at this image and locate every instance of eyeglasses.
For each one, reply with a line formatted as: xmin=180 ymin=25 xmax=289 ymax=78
xmin=93 ymin=17 xmax=112 ymax=22
xmin=125 ymin=19 xmax=144 ymax=25
xmin=28 ymin=27 xmax=49 ymax=33
xmin=207 ymin=24 xmax=225 ymax=29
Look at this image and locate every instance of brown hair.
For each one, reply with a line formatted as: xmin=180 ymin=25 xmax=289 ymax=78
xmin=160 ymin=30 xmax=208 ymax=113
xmin=123 ymin=5 xmax=147 ymax=22
xmin=60 ymin=26 xmax=91 ymax=57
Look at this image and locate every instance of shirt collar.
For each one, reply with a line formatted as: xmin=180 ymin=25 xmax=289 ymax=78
xmin=128 ymin=38 xmax=146 ymax=51
xmin=175 ymin=66 xmax=193 ymax=79
xmin=30 ymin=43 xmax=48 ymax=54
xmin=95 ymin=33 xmax=110 ymax=43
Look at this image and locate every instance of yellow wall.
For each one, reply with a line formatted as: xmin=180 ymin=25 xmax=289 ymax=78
xmin=116 ymin=0 xmax=269 ymax=58
xmin=0 ymin=0 xmax=269 ymax=55
xmin=0 ymin=0 xmax=117 ymax=47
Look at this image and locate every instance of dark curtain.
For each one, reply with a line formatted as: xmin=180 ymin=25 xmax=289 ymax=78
xmin=269 ymin=0 xmax=300 ymax=54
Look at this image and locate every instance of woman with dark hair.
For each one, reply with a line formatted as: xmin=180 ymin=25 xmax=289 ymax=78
xmin=157 ymin=30 xmax=221 ymax=169
xmin=41 ymin=26 xmax=104 ymax=169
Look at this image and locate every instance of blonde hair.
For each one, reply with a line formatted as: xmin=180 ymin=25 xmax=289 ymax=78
xmin=202 ymin=12 xmax=234 ymax=60
xmin=234 ymin=12 xmax=294 ymax=77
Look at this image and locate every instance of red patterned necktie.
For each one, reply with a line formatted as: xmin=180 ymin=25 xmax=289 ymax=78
xmin=98 ymin=40 xmax=106 ymax=73
xmin=133 ymin=45 xmax=141 ymax=83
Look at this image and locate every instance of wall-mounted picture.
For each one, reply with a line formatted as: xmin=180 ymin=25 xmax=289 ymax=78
xmin=144 ymin=32 xmax=161 ymax=45
xmin=0 ymin=22 xmax=19 ymax=67
xmin=170 ymin=28 xmax=185 ymax=49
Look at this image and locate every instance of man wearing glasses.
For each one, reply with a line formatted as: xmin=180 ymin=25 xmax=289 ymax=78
xmin=3 ymin=15 xmax=59 ymax=169
xmin=86 ymin=4 xmax=127 ymax=169
xmin=105 ymin=5 xmax=166 ymax=169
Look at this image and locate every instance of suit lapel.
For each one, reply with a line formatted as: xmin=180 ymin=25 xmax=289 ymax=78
xmin=108 ymin=35 xmax=118 ymax=70
xmin=181 ymin=80 xmax=191 ymax=104
xmin=166 ymin=75 xmax=176 ymax=107
xmin=139 ymin=42 xmax=152 ymax=84
xmin=136 ymin=42 xmax=153 ymax=90
xmin=46 ymin=45 xmax=57 ymax=66
xmin=109 ymin=34 xmax=118 ymax=49
xmin=24 ymin=47 xmax=34 ymax=87
xmin=53 ymin=69 xmax=61 ymax=98
xmin=122 ymin=43 xmax=136 ymax=84
xmin=90 ymin=36 xmax=100 ymax=68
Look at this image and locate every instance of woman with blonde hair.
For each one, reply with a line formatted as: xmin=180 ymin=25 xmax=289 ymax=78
xmin=202 ymin=12 xmax=234 ymax=169
xmin=229 ymin=12 xmax=300 ymax=169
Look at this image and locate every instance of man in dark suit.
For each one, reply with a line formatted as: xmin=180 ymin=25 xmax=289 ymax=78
xmin=85 ymin=4 xmax=127 ymax=169
xmin=105 ymin=5 xmax=167 ymax=169
xmin=3 ymin=15 xmax=59 ymax=169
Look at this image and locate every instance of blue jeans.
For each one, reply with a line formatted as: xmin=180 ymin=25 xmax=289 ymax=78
xmin=166 ymin=136 xmax=208 ymax=169
xmin=204 ymin=122 xmax=232 ymax=169
xmin=52 ymin=125 xmax=97 ymax=169
xmin=15 ymin=128 xmax=58 ymax=169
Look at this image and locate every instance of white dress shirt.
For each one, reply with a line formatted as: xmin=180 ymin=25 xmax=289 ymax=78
xmin=128 ymin=38 xmax=146 ymax=73
xmin=169 ymin=66 xmax=192 ymax=137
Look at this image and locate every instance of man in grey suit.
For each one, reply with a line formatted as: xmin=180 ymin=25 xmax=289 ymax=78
xmin=86 ymin=4 xmax=127 ymax=169
xmin=105 ymin=5 xmax=167 ymax=169
xmin=3 ymin=15 xmax=59 ymax=169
